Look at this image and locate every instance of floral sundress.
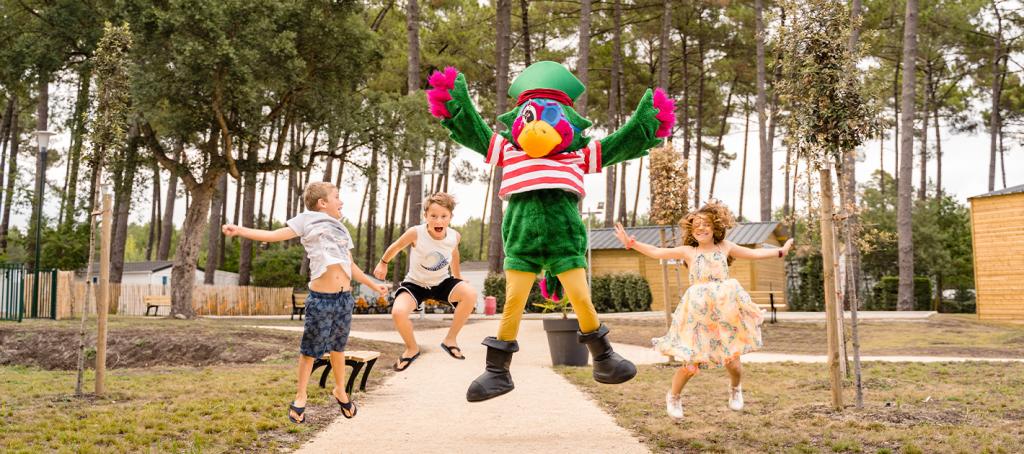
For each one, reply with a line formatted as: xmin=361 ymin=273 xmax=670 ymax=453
xmin=652 ymin=246 xmax=764 ymax=368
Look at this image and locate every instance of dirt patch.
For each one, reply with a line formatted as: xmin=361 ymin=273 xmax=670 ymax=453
xmin=0 ymin=324 xmax=299 ymax=370
xmin=792 ymin=402 xmax=970 ymax=426
xmin=350 ymin=317 xmax=479 ymax=332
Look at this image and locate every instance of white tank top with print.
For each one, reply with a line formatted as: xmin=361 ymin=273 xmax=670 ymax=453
xmin=404 ymin=224 xmax=458 ymax=287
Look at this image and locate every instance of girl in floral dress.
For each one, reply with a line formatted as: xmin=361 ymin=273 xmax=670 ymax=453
xmin=613 ymin=201 xmax=793 ymax=419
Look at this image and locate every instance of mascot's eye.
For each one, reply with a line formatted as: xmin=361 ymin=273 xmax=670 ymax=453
xmin=521 ymin=105 xmax=537 ymax=123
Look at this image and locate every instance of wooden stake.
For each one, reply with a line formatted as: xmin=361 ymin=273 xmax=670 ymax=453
xmin=818 ymin=167 xmax=843 ymax=411
xmin=96 ymin=192 xmax=112 ymax=395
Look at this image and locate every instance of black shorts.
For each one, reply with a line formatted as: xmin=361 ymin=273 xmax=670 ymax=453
xmin=395 ymin=277 xmax=465 ymax=310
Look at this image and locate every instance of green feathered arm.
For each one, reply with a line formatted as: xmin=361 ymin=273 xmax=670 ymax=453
xmin=600 ymin=88 xmax=675 ymax=167
xmin=427 ymin=68 xmax=493 ymax=156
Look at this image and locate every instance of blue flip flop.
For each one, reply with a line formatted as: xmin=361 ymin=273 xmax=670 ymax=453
xmin=440 ymin=343 xmax=465 ymax=360
xmin=394 ymin=351 xmax=421 ymax=371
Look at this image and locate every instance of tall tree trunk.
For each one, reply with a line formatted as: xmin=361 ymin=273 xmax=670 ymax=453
xmin=110 ymin=130 xmax=141 ymax=284
xmin=1 ymin=96 xmax=18 ymax=252
xmin=988 ymin=5 xmax=1003 ymax=192
xmin=659 ymin=0 xmax=672 ymax=90
xmin=158 ymin=143 xmax=182 ymax=260
xmin=146 ymin=163 xmax=161 ymax=261
xmin=205 ymin=174 xmax=227 ymax=284
xmin=846 ymin=0 xmax=865 ymax=409
xmin=268 ymin=170 xmax=279 ymax=229
xmin=479 ymin=167 xmax=492 ymax=259
xmin=256 ymin=172 xmax=267 ymax=229
xmin=0 ymin=97 xmax=13 ymax=223
xmin=520 ymin=0 xmax=532 ymax=66
xmin=739 ymin=104 xmax=750 ymax=220
xmin=709 ymin=75 xmax=737 ymax=199
xmin=28 ymin=72 xmax=49 ymax=270
xmin=893 ymin=51 xmax=901 ymax=195
xmin=365 ymin=145 xmax=379 ymax=270
xmin=605 ymin=0 xmax=623 ymax=227
xmin=934 ymin=101 xmax=942 ymax=197
xmin=61 ymin=66 xmax=92 ymax=228
xmin=488 ymin=0 xmax=511 ymax=274
xmin=355 ymin=179 xmax=369 ymax=259
xmin=386 ymin=164 xmax=404 ymax=246
xmin=238 ymin=150 xmax=257 ymax=286
xmin=755 ymin=0 xmax=771 ymax=221
xmin=631 ymin=157 xmax=643 ymax=226
xmin=918 ymin=65 xmax=930 ymax=200
xmin=681 ymin=33 xmax=691 ymax=163
xmin=171 ymin=180 xmax=216 ymax=319
xmin=897 ymin=0 xmax=919 ymax=311
xmin=405 ymin=0 xmax=425 ymax=237
xmin=577 ymin=0 xmax=591 ymax=115
xmin=694 ymin=40 xmax=705 ymax=208
xmin=617 ymin=163 xmax=627 ymax=224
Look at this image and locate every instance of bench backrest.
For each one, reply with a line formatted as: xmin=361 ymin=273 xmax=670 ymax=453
xmin=293 ymin=292 xmax=308 ymax=307
xmin=144 ymin=295 xmax=171 ymax=305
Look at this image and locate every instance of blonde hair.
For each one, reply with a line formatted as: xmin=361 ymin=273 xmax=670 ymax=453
xmin=423 ymin=192 xmax=456 ymax=213
xmin=302 ymin=181 xmax=337 ymax=211
xmin=679 ymin=200 xmax=736 ymax=247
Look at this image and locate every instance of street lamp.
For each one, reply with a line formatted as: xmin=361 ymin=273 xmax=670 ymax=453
xmin=581 ymin=202 xmax=605 ymax=288
xmin=32 ymin=130 xmax=56 ymax=318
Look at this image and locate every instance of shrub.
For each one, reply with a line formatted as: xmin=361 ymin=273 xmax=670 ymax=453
xmin=869 ymin=276 xmax=932 ymax=311
xmin=484 ymin=272 xmax=652 ymax=313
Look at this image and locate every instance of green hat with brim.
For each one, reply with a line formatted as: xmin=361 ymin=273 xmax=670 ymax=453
xmin=508 ymin=61 xmax=586 ymax=102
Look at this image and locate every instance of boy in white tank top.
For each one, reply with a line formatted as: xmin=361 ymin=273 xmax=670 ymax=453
xmin=374 ymin=193 xmax=478 ymax=371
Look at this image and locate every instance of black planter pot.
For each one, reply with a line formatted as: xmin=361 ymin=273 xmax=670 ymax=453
xmin=542 ymin=318 xmax=590 ymax=366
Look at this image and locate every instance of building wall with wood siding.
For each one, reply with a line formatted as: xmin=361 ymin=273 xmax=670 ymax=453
xmin=970 ymin=192 xmax=1024 ymax=320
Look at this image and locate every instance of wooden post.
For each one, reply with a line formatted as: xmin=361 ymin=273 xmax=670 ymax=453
xmin=818 ymin=167 xmax=843 ymax=411
xmin=96 ymin=192 xmax=112 ymax=395
xmin=659 ymin=228 xmax=671 ymax=330
xmin=833 ymin=220 xmax=847 ymax=376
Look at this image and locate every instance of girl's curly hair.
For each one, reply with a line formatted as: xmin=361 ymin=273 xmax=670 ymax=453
xmin=679 ymin=200 xmax=736 ymax=247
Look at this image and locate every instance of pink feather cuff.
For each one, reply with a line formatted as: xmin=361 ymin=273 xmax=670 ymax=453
xmin=652 ymin=88 xmax=676 ymax=138
xmin=426 ymin=66 xmax=459 ymax=118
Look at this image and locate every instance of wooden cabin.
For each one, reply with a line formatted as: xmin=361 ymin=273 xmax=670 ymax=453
xmin=969 ymin=184 xmax=1024 ymax=320
xmin=588 ymin=222 xmax=789 ymax=312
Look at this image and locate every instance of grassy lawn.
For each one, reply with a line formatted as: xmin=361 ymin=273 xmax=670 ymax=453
xmin=558 ymin=361 xmax=1024 ymax=453
xmin=605 ymin=314 xmax=1024 ymax=358
xmin=0 ymin=317 xmax=404 ymax=453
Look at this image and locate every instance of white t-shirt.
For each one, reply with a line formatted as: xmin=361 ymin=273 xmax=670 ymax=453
xmin=286 ymin=211 xmax=354 ymax=283
xmin=404 ymin=224 xmax=458 ymax=287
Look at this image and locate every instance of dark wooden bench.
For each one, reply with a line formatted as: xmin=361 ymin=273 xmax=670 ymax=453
xmin=292 ymin=292 xmax=307 ymax=320
xmin=310 ymin=350 xmax=381 ymax=395
xmin=144 ymin=295 xmax=171 ymax=316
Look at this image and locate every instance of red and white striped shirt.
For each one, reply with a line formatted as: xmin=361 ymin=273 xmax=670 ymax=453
xmin=486 ymin=134 xmax=602 ymax=200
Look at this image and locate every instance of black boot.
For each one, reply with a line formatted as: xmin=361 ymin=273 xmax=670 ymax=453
xmin=466 ymin=337 xmax=519 ymax=402
xmin=578 ymin=324 xmax=637 ymax=384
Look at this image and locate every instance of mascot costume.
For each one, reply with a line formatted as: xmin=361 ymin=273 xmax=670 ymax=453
xmin=426 ymin=61 xmax=676 ymax=402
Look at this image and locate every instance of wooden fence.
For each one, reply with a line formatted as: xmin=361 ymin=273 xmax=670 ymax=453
xmin=54 ymin=271 xmax=294 ymax=319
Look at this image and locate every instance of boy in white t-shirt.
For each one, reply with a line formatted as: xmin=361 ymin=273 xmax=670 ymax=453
xmin=223 ymin=181 xmax=386 ymax=424
xmin=374 ymin=193 xmax=478 ymax=372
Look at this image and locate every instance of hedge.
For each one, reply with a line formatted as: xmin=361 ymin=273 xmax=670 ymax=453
xmin=483 ymin=272 xmax=652 ymax=313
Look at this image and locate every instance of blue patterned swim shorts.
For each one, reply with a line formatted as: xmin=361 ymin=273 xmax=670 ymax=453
xmin=299 ymin=290 xmax=354 ymax=358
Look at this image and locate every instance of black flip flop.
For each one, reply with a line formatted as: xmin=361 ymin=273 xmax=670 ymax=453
xmin=333 ymin=393 xmax=358 ymax=419
xmin=288 ymin=401 xmax=306 ymax=424
xmin=440 ymin=343 xmax=466 ymax=360
xmin=394 ymin=351 xmax=421 ymax=371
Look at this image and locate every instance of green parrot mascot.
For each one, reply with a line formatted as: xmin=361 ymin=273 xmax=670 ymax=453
xmin=426 ymin=61 xmax=676 ymax=402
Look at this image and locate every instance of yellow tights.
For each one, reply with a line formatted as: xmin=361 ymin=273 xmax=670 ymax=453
xmin=497 ymin=268 xmax=599 ymax=341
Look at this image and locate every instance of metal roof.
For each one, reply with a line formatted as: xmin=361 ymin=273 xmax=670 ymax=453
xmin=969 ymin=183 xmax=1024 ymax=200
xmin=589 ymin=222 xmax=785 ymax=250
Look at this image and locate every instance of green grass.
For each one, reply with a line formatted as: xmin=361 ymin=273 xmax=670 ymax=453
xmin=557 ymin=361 xmax=1024 ymax=453
xmin=0 ymin=317 xmax=404 ymax=453
xmin=606 ymin=314 xmax=1024 ymax=358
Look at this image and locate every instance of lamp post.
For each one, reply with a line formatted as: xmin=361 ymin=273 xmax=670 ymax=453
xmin=31 ymin=130 xmax=56 ymax=318
xmin=581 ymin=202 xmax=604 ymax=288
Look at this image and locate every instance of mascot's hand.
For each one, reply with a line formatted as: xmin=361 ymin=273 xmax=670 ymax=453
xmin=627 ymin=88 xmax=676 ymax=139
xmin=427 ymin=67 xmax=473 ymax=119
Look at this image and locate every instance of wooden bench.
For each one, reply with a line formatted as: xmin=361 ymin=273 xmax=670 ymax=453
xmin=144 ymin=295 xmax=171 ymax=316
xmin=310 ymin=350 xmax=381 ymax=395
xmin=292 ymin=292 xmax=307 ymax=321
xmin=749 ymin=291 xmax=787 ymax=324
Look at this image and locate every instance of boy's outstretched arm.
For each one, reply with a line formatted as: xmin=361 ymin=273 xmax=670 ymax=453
xmin=373 ymin=228 xmax=418 ymax=279
xmin=222 ymin=224 xmax=297 ymax=243
xmin=613 ymin=223 xmax=690 ymax=261
xmin=727 ymin=238 xmax=794 ymax=260
xmin=351 ymin=263 xmax=389 ymax=296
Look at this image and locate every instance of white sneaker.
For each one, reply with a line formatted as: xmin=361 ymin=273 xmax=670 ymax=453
xmin=728 ymin=386 xmax=744 ymax=411
xmin=665 ymin=391 xmax=684 ymax=419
